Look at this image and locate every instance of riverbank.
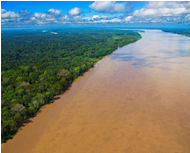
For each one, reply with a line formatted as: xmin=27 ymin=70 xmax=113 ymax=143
xmin=1 ymin=29 xmax=142 ymax=143
xmin=162 ymin=28 xmax=190 ymax=37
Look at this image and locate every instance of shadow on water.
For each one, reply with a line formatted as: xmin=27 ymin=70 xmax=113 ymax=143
xmin=20 ymin=120 xmax=33 ymax=129
xmin=111 ymin=52 xmax=135 ymax=62
xmin=110 ymin=53 xmax=163 ymax=68
xmin=24 ymin=119 xmax=33 ymax=124
xmin=53 ymin=97 xmax=61 ymax=100
xmin=160 ymin=49 xmax=190 ymax=58
xmin=49 ymin=97 xmax=61 ymax=103
xmin=110 ymin=35 xmax=189 ymax=69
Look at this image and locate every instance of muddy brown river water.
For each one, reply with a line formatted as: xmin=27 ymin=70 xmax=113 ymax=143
xmin=2 ymin=30 xmax=190 ymax=153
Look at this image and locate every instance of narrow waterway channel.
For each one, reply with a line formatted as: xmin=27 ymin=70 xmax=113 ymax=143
xmin=2 ymin=30 xmax=190 ymax=153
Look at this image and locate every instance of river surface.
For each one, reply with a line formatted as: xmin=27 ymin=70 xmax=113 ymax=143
xmin=2 ymin=30 xmax=190 ymax=153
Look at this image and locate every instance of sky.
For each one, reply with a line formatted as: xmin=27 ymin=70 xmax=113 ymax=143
xmin=1 ymin=1 xmax=190 ymax=28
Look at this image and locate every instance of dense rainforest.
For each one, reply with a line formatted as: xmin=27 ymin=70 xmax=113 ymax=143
xmin=1 ymin=28 xmax=142 ymax=143
xmin=162 ymin=28 xmax=190 ymax=37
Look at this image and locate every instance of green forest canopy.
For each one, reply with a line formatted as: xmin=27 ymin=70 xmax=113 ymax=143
xmin=1 ymin=28 xmax=142 ymax=143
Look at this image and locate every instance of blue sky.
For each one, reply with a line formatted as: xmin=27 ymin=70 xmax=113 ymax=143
xmin=1 ymin=1 xmax=190 ymax=28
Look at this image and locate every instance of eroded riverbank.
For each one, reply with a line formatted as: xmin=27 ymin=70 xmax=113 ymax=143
xmin=2 ymin=30 xmax=190 ymax=153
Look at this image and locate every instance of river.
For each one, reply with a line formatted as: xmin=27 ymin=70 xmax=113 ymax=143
xmin=2 ymin=29 xmax=190 ymax=153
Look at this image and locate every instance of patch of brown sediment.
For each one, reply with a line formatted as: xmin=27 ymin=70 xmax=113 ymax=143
xmin=2 ymin=30 xmax=190 ymax=153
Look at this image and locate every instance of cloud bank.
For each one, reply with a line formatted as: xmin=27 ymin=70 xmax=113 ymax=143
xmin=134 ymin=1 xmax=190 ymax=17
xmin=89 ymin=1 xmax=127 ymax=13
xmin=1 ymin=9 xmax=20 ymax=18
xmin=1 ymin=1 xmax=190 ymax=28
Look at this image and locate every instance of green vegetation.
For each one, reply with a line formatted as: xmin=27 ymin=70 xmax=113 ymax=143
xmin=162 ymin=29 xmax=190 ymax=37
xmin=1 ymin=28 xmax=141 ymax=143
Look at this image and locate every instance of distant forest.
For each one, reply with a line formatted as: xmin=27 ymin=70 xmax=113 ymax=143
xmin=162 ymin=28 xmax=190 ymax=37
xmin=1 ymin=29 xmax=142 ymax=143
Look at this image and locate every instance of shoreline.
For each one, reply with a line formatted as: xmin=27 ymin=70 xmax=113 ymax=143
xmin=1 ymin=32 xmax=142 ymax=144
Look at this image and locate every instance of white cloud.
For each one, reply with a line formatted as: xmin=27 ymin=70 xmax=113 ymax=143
xmin=1 ymin=9 xmax=20 ymax=18
xmin=31 ymin=9 xmax=63 ymax=25
xmin=31 ymin=17 xmax=36 ymax=20
xmin=73 ymin=15 xmax=82 ymax=21
xmin=101 ymin=16 xmax=110 ymax=19
xmin=45 ymin=18 xmax=56 ymax=21
xmin=37 ymin=20 xmax=49 ymax=24
xmin=93 ymin=18 xmax=121 ymax=23
xmin=18 ymin=10 xmax=30 ymax=16
xmin=48 ymin=8 xmax=61 ymax=15
xmin=124 ymin=16 xmax=133 ymax=22
xmin=92 ymin=15 xmax=100 ymax=19
xmin=68 ymin=7 xmax=81 ymax=15
xmin=82 ymin=17 xmax=91 ymax=21
xmin=34 ymin=13 xmax=41 ymax=18
xmin=65 ymin=15 xmax=68 ymax=19
xmin=1 ymin=9 xmax=6 ymax=14
xmin=134 ymin=2 xmax=190 ymax=17
xmin=185 ymin=14 xmax=190 ymax=20
xmin=2 ymin=18 xmax=16 ymax=22
xmin=109 ymin=18 xmax=121 ymax=22
xmin=89 ymin=1 xmax=126 ymax=13
xmin=90 ymin=15 xmax=112 ymax=22
xmin=41 ymin=13 xmax=47 ymax=19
